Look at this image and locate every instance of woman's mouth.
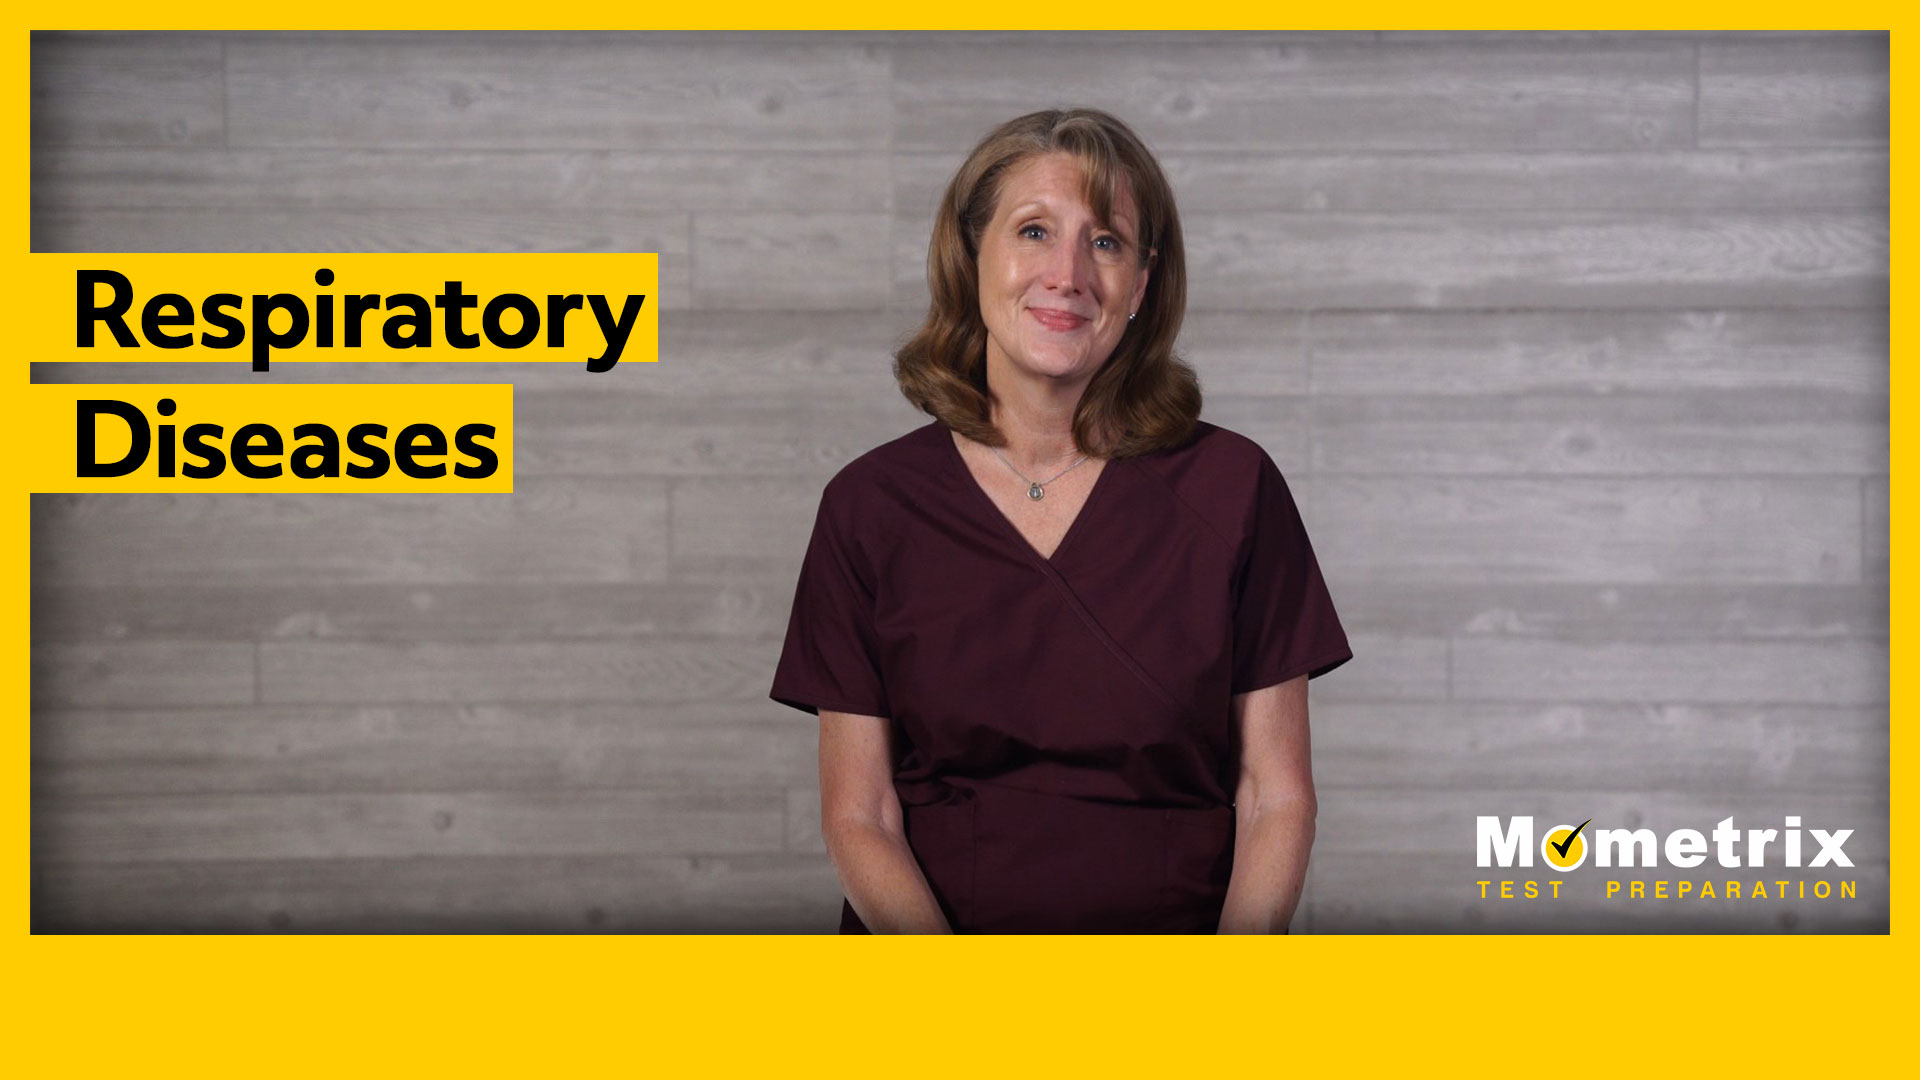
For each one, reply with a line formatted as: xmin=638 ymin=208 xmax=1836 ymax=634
xmin=1028 ymin=308 xmax=1090 ymax=331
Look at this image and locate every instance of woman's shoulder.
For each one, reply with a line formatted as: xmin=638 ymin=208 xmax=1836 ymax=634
xmin=1128 ymin=420 xmax=1290 ymax=543
xmin=1132 ymin=419 xmax=1280 ymax=489
xmin=817 ymin=419 xmax=950 ymax=508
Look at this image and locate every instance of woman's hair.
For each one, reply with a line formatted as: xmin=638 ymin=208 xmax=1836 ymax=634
xmin=893 ymin=108 xmax=1200 ymax=459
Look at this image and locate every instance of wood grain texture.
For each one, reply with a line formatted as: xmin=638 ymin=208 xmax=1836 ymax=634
xmin=1313 ymin=702 xmax=1886 ymax=791
xmin=31 ymin=33 xmax=225 ymax=147
xmin=1699 ymin=36 xmax=1888 ymax=148
xmin=257 ymin=639 xmax=780 ymax=705
xmin=1175 ymin=311 xmax=1313 ymax=397
xmin=1309 ymin=309 xmax=1886 ymax=396
xmin=33 ymin=642 xmax=255 ymax=708
xmin=893 ymin=39 xmax=1695 ymax=152
xmin=1309 ymin=477 xmax=1861 ymax=584
xmin=32 ymin=854 xmax=844 ymax=932
xmin=34 ymin=789 xmax=785 ymax=862
xmin=1169 ymin=211 xmax=1886 ymax=310
xmin=33 ymin=582 xmax=795 ymax=643
xmin=1449 ymin=638 xmax=1886 ymax=705
xmin=33 ymin=704 xmax=814 ymax=797
xmin=32 ymin=481 xmax=668 ymax=587
xmin=1329 ymin=582 xmax=1884 ymax=642
xmin=669 ymin=477 xmax=835 ymax=581
xmin=1310 ymin=390 xmax=1885 ymax=475
xmin=34 ymin=149 xmax=892 ymax=211
xmin=694 ymin=213 xmax=893 ymax=310
xmin=1862 ymin=476 xmax=1886 ymax=585
xmin=226 ymin=38 xmax=891 ymax=150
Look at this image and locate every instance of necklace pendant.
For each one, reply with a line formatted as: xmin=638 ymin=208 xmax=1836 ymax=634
xmin=1027 ymin=483 xmax=1045 ymax=501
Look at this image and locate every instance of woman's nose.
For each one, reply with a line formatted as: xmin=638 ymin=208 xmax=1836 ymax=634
xmin=1042 ymin=237 xmax=1093 ymax=293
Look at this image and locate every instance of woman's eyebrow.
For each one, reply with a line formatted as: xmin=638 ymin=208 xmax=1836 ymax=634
xmin=1007 ymin=198 xmax=1139 ymax=239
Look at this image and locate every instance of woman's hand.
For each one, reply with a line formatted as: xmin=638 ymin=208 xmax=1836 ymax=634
xmin=1216 ymin=675 xmax=1318 ymax=933
xmin=818 ymin=709 xmax=955 ymax=933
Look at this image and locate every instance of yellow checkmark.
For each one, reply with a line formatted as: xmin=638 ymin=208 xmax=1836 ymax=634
xmin=1542 ymin=821 xmax=1590 ymax=871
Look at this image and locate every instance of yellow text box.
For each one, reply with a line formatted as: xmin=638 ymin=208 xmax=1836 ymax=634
xmin=25 ymin=384 xmax=514 ymax=493
xmin=28 ymin=253 xmax=658 ymax=370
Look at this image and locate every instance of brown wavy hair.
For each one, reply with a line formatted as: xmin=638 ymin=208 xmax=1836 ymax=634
xmin=893 ymin=108 xmax=1200 ymax=458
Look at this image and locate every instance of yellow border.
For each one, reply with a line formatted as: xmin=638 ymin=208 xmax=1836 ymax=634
xmin=9 ymin=10 xmax=1903 ymax=1075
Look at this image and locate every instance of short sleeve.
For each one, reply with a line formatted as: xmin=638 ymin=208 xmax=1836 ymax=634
xmin=768 ymin=476 xmax=891 ymax=718
xmin=1230 ymin=452 xmax=1353 ymax=694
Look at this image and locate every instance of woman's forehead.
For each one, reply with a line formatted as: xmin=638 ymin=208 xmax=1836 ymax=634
xmin=994 ymin=152 xmax=1140 ymax=230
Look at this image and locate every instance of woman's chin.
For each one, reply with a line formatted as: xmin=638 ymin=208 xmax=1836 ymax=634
xmin=1010 ymin=349 xmax=1106 ymax=384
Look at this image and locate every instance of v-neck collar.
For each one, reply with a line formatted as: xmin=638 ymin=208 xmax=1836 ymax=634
xmin=936 ymin=422 xmax=1117 ymax=567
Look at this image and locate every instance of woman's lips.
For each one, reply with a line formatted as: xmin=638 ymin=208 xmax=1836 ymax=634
xmin=1029 ymin=308 xmax=1090 ymax=331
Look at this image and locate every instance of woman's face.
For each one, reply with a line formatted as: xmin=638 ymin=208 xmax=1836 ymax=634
xmin=975 ymin=152 xmax=1151 ymax=392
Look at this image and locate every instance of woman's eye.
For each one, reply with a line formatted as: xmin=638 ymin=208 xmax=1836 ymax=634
xmin=1092 ymin=235 xmax=1118 ymax=250
xmin=1018 ymin=224 xmax=1047 ymax=240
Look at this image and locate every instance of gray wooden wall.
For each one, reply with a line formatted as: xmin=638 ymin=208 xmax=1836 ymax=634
xmin=30 ymin=31 xmax=1887 ymax=932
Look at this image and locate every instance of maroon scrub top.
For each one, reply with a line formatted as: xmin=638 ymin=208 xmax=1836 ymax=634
xmin=770 ymin=419 xmax=1352 ymax=933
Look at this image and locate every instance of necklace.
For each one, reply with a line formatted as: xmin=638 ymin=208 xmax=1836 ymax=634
xmin=989 ymin=444 xmax=1090 ymax=501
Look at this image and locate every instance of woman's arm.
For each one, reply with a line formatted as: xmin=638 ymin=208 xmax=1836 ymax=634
xmin=817 ymin=709 xmax=954 ymax=933
xmin=1216 ymin=674 xmax=1318 ymax=934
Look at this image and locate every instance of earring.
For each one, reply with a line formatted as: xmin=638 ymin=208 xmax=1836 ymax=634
xmin=1128 ymin=312 xmax=1136 ymax=321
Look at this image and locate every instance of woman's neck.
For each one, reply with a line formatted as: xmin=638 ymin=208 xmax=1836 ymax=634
xmin=983 ymin=372 xmax=1093 ymax=472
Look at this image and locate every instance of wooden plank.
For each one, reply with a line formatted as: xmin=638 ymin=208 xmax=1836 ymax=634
xmin=30 ymin=210 xmax=692 ymax=312
xmin=893 ymin=39 xmax=1694 ymax=152
xmin=1307 ymin=853 xmax=1886 ymax=932
xmin=1180 ymin=311 xmax=1313 ymax=397
xmin=1329 ymin=581 xmax=1885 ymax=642
xmin=1862 ymin=476 xmax=1886 ymax=584
xmin=33 ymin=789 xmax=785 ymax=862
xmin=1307 ymin=477 xmax=1861 ymax=584
xmin=896 ymin=148 xmax=1888 ymax=216
xmin=32 ymin=480 xmax=667 ymax=587
xmin=670 ymin=477 xmax=836 ymax=581
xmin=1166 ymin=210 xmax=1888 ymax=311
xmin=1700 ymin=36 xmax=1888 ymax=148
xmin=1313 ymin=702 xmax=1886 ymax=791
xmin=226 ymin=38 xmax=890 ymax=150
xmin=1311 ymin=389 xmax=1885 ymax=475
xmin=33 ymin=641 xmax=255 ymax=708
xmin=32 ymin=853 xmax=843 ymax=932
xmin=1450 ymin=638 xmax=1886 ymax=705
xmin=33 ymin=148 xmax=891 ymax=212
xmin=31 ymin=33 xmax=224 ymax=147
xmin=32 ymin=581 xmax=796 ymax=643
xmin=787 ymin=786 xmax=823 ymax=854
xmin=1375 ymin=32 xmax=1706 ymax=43
xmin=1307 ymin=632 xmax=1447 ymax=702
xmin=513 ymin=392 xmax=924 ymax=476
xmin=257 ymin=639 xmax=779 ymax=704
xmin=32 ymin=703 xmax=815 ymax=797
xmin=693 ymin=212 xmax=892 ymax=311
xmin=1310 ymin=309 xmax=1886 ymax=396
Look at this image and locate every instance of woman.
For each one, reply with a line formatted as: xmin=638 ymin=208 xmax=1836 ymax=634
xmin=770 ymin=108 xmax=1352 ymax=933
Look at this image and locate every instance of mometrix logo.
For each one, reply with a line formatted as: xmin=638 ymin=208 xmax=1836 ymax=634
xmin=1477 ymin=816 xmax=1854 ymax=871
